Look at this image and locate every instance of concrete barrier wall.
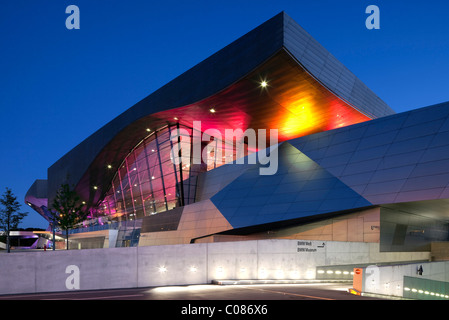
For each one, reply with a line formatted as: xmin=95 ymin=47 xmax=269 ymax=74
xmin=358 ymin=261 xmax=449 ymax=298
xmin=0 ymin=239 xmax=430 ymax=296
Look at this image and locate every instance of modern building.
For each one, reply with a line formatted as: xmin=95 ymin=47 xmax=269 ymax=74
xmin=0 ymin=230 xmax=65 ymax=250
xmin=26 ymin=12 xmax=449 ymax=255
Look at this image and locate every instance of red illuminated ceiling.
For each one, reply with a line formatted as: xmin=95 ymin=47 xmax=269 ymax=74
xmin=152 ymin=49 xmax=371 ymax=142
xmin=77 ymin=49 xmax=372 ymax=204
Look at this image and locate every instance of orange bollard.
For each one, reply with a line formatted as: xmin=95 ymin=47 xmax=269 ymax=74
xmin=349 ymin=268 xmax=364 ymax=295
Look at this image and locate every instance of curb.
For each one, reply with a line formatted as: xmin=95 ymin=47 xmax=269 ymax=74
xmin=212 ymin=279 xmax=352 ymax=285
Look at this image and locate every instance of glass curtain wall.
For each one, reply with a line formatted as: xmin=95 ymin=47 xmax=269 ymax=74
xmin=92 ymin=124 xmax=241 ymax=223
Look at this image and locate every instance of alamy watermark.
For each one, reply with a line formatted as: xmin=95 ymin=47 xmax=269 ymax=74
xmin=65 ymin=5 xmax=380 ymax=31
xmin=170 ymin=121 xmax=279 ymax=176
xmin=65 ymin=265 xmax=80 ymax=290
xmin=366 ymin=5 xmax=380 ymax=30
xmin=65 ymin=5 xmax=80 ymax=30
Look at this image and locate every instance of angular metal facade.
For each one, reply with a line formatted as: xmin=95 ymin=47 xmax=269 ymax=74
xmin=204 ymin=101 xmax=449 ymax=251
xmin=289 ymin=101 xmax=449 ymax=205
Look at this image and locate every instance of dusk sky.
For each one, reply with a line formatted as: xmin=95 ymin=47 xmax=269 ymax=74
xmin=1 ymin=0 xmax=449 ymax=229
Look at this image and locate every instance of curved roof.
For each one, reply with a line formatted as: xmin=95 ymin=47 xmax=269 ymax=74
xmin=46 ymin=12 xmax=393 ymax=208
xmin=25 ymin=180 xmax=50 ymax=221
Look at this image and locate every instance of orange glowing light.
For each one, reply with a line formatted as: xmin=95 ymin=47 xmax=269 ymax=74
xmin=348 ymin=288 xmax=361 ymax=296
xmin=280 ymin=96 xmax=319 ymax=139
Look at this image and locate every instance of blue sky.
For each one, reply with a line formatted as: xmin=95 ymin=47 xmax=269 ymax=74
xmin=1 ymin=0 xmax=449 ymax=229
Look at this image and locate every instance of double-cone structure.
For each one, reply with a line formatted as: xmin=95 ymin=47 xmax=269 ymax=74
xmin=26 ymin=12 xmax=449 ymax=252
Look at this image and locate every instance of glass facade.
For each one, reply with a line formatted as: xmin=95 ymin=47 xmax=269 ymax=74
xmin=90 ymin=124 xmax=243 ymax=224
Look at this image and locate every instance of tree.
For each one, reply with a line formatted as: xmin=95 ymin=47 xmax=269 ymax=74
xmin=50 ymin=184 xmax=88 ymax=250
xmin=0 ymin=188 xmax=28 ymax=253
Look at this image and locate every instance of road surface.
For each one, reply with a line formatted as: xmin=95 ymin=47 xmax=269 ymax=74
xmin=0 ymin=282 xmax=383 ymax=300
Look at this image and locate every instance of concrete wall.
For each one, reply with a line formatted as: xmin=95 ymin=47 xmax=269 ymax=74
xmin=431 ymin=242 xmax=449 ymax=260
xmin=247 ymin=207 xmax=381 ymax=243
xmin=357 ymin=260 xmax=449 ymax=298
xmin=138 ymin=200 xmax=232 ymax=246
xmin=0 ymin=239 xmax=429 ymax=296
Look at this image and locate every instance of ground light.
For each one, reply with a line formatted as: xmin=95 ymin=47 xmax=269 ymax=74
xmin=404 ymin=287 xmax=449 ymax=299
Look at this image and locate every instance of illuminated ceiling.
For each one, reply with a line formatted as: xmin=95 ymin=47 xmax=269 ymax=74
xmin=156 ymin=49 xmax=371 ymax=142
xmin=78 ymin=48 xmax=372 ymax=205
